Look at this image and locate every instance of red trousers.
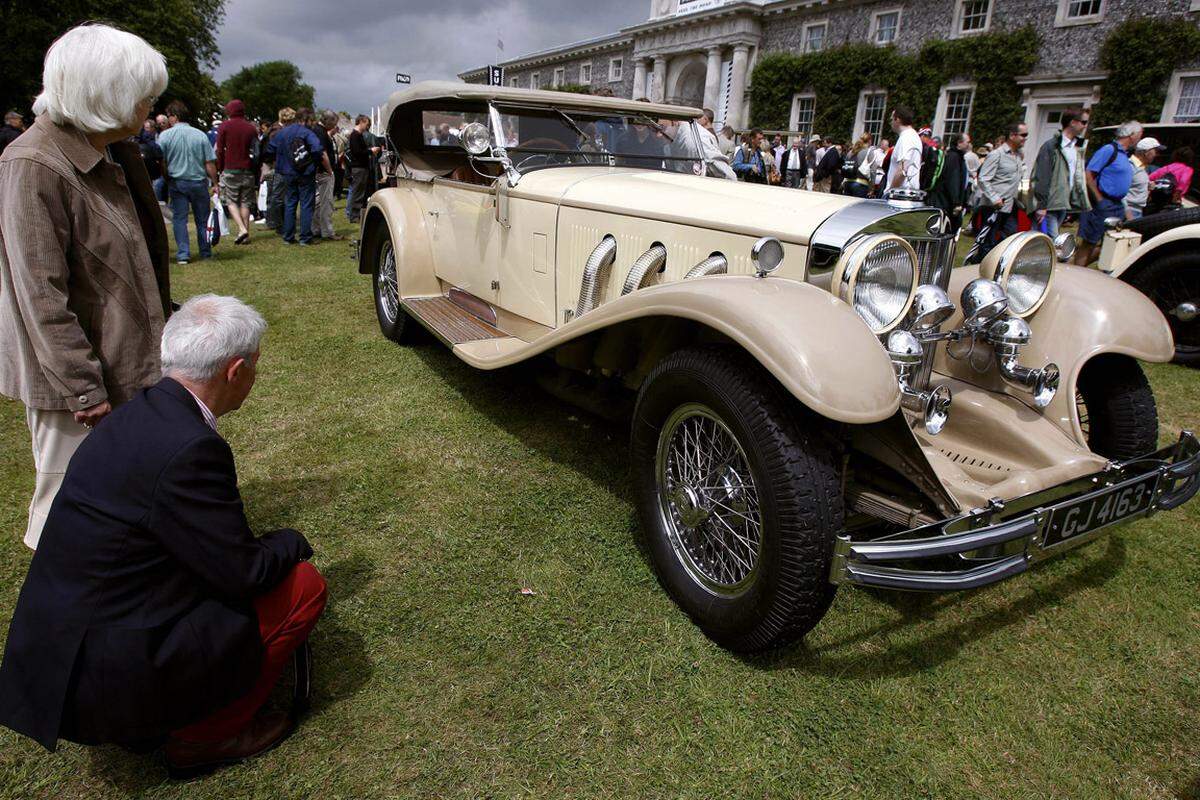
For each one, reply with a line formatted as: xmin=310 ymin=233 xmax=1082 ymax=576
xmin=172 ymin=562 xmax=328 ymax=743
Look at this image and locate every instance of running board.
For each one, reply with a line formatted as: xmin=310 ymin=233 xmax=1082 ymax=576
xmin=402 ymin=296 xmax=507 ymax=345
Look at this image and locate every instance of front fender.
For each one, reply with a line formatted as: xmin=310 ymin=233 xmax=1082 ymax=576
xmin=455 ymin=276 xmax=901 ymax=424
xmin=357 ymin=187 xmax=440 ymax=297
xmin=1108 ymin=222 xmax=1200 ymax=280
xmin=938 ymin=265 xmax=1173 ymax=446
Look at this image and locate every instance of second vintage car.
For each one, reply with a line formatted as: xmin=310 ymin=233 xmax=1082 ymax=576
xmin=358 ymin=82 xmax=1199 ymax=652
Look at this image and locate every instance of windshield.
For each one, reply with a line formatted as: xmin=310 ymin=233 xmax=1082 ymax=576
xmin=419 ymin=104 xmax=706 ymax=175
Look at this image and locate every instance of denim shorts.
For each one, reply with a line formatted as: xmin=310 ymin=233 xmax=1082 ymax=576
xmin=1078 ymin=198 xmax=1125 ymax=245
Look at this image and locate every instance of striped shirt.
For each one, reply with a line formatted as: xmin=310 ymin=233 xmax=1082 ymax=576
xmin=182 ymin=387 xmax=218 ymax=432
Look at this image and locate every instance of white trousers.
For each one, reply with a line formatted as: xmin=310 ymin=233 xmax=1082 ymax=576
xmin=315 ymin=172 xmax=335 ymax=238
xmin=24 ymin=407 xmax=90 ymax=550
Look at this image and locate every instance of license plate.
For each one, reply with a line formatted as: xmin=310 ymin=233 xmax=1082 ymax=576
xmin=1042 ymin=474 xmax=1159 ymax=549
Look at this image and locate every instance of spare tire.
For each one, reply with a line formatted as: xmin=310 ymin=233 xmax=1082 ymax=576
xmin=1121 ymin=206 xmax=1200 ymax=242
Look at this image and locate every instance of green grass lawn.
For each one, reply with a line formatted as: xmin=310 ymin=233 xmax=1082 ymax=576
xmin=0 ymin=203 xmax=1197 ymax=799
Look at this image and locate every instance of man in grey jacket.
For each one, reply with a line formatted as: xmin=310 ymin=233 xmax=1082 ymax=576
xmin=1031 ymin=108 xmax=1090 ymax=237
xmin=969 ymin=122 xmax=1027 ymax=262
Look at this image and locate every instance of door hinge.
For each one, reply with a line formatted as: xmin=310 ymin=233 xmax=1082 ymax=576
xmin=491 ymin=280 xmax=500 ymax=291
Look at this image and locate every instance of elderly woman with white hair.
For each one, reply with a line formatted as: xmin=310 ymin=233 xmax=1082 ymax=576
xmin=0 ymin=23 xmax=173 ymax=549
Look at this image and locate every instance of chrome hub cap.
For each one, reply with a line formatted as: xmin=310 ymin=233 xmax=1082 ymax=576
xmin=655 ymin=403 xmax=763 ymax=597
xmin=378 ymin=240 xmax=399 ymax=324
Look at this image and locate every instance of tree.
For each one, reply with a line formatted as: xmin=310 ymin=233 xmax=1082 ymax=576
xmin=219 ymin=61 xmax=316 ymax=123
xmin=0 ymin=0 xmax=225 ymax=122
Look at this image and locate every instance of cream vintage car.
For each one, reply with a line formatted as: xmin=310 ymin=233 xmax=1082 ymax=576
xmin=357 ymin=82 xmax=1199 ymax=652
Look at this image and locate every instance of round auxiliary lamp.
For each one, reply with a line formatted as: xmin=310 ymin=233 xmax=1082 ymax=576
xmin=833 ymin=233 xmax=919 ymax=336
xmin=978 ymin=231 xmax=1056 ymax=318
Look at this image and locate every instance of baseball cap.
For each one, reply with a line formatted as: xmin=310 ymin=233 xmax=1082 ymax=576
xmin=918 ymin=126 xmax=933 ymax=138
xmin=1136 ymin=136 xmax=1163 ymax=151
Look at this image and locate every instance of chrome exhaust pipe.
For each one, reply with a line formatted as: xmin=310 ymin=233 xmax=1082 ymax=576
xmin=621 ymin=243 xmax=667 ymax=295
xmin=684 ymin=254 xmax=728 ymax=279
xmin=576 ymin=235 xmax=617 ymax=317
xmin=987 ymin=317 xmax=1060 ymax=408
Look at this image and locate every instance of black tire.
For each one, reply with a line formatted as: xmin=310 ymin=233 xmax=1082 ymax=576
xmin=1075 ymin=354 xmax=1158 ymax=461
xmin=630 ymin=345 xmax=843 ymax=653
xmin=1125 ymin=252 xmax=1200 ymax=366
xmin=369 ymin=225 xmax=418 ymax=343
xmin=1121 ymin=206 xmax=1200 ymax=243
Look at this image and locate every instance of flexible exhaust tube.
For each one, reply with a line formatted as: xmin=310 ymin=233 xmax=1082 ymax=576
xmin=621 ymin=243 xmax=668 ymax=295
xmin=576 ymin=236 xmax=617 ymax=318
xmin=684 ymin=254 xmax=728 ymax=279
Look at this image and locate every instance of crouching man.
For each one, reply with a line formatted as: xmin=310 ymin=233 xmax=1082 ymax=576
xmin=0 ymin=294 xmax=327 ymax=776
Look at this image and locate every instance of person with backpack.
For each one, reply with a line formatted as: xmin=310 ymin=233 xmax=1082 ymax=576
xmin=158 ymin=100 xmax=217 ymax=264
xmin=842 ymin=133 xmax=874 ymax=198
xmin=265 ymin=107 xmax=328 ymax=246
xmin=965 ymin=122 xmax=1027 ymax=264
xmin=1073 ymin=120 xmax=1142 ymax=266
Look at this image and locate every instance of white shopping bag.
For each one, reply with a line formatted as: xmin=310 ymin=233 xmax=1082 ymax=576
xmin=206 ymin=193 xmax=229 ymax=246
xmin=257 ymin=180 xmax=269 ymax=212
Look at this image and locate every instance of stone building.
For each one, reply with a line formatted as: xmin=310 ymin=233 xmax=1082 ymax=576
xmin=461 ymin=0 xmax=1200 ymax=162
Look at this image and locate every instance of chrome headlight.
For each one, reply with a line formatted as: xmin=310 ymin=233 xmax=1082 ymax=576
xmin=751 ymin=236 xmax=785 ymax=277
xmin=980 ymin=232 xmax=1055 ymax=318
xmin=834 ymin=233 xmax=918 ymax=335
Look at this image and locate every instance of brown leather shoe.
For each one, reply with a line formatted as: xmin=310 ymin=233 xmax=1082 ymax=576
xmin=165 ymin=711 xmax=293 ymax=779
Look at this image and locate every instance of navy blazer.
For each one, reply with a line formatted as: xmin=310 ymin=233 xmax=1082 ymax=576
xmin=0 ymin=378 xmax=311 ymax=750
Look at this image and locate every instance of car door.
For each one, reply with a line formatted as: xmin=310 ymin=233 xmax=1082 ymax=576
xmin=425 ymin=177 xmax=558 ymax=328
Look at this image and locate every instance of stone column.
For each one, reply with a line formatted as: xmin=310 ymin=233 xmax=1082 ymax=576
xmin=726 ymin=44 xmax=750 ymax=130
xmin=632 ymin=58 xmax=648 ymax=100
xmin=702 ymin=47 xmax=723 ymax=112
xmin=651 ymin=57 xmax=668 ymax=103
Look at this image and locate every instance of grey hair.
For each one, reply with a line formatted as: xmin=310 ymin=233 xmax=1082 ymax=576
xmin=160 ymin=295 xmax=267 ymax=382
xmin=320 ymin=110 xmax=339 ymax=128
xmin=1115 ymin=120 xmax=1143 ymax=139
xmin=32 ymin=24 xmax=168 ymax=134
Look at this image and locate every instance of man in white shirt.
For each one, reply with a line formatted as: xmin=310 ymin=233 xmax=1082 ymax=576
xmin=886 ymin=106 xmax=922 ymax=194
xmin=695 ymin=109 xmax=736 ymax=180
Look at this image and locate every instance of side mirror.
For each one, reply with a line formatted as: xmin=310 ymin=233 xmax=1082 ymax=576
xmin=460 ymin=122 xmax=491 ymax=156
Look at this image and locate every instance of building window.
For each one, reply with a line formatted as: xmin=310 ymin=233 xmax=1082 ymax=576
xmin=1056 ymin=0 xmax=1105 ymax=25
xmin=803 ymin=21 xmax=827 ymax=53
xmin=510 ymin=77 xmax=519 ymax=87
xmin=1163 ymin=71 xmax=1200 ymax=123
xmin=956 ymin=0 xmax=991 ymax=34
xmin=790 ymin=93 xmax=816 ymax=139
xmin=580 ymin=63 xmax=592 ymax=85
xmin=856 ymin=89 xmax=888 ymax=140
xmin=553 ymin=67 xmax=565 ymax=87
xmin=871 ymin=9 xmax=901 ymax=45
xmin=609 ymin=57 xmax=623 ymax=82
xmin=936 ymin=85 xmax=975 ymax=137
xmin=531 ymin=72 xmax=540 ymax=89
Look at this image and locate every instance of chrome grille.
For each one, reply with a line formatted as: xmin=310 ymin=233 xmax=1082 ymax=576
xmin=908 ymin=234 xmax=957 ymax=290
xmin=905 ymin=232 xmax=957 ymax=389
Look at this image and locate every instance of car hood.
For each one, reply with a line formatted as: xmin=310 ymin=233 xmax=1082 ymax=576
xmin=510 ymin=167 xmax=859 ymax=245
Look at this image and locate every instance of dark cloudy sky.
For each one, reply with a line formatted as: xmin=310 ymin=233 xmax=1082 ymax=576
xmin=213 ymin=0 xmax=648 ymax=114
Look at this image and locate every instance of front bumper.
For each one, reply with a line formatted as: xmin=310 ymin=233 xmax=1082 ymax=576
xmin=831 ymin=431 xmax=1200 ymax=592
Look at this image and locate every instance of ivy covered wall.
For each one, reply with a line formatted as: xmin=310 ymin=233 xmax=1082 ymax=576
xmin=749 ymin=28 xmax=1040 ymax=143
xmin=1090 ymin=17 xmax=1200 ymax=130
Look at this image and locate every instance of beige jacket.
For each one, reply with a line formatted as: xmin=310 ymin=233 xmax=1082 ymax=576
xmin=0 ymin=118 xmax=171 ymax=412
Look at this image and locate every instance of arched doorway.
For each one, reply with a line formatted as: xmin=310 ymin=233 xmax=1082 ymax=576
xmin=666 ymin=55 xmax=707 ymax=108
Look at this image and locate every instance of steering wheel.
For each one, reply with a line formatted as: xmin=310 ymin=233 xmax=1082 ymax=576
xmin=514 ymin=137 xmax=573 ymax=171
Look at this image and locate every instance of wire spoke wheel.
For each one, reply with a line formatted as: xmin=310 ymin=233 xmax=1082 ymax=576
xmin=1075 ymin=390 xmax=1090 ymax=441
xmin=378 ymin=240 xmax=399 ymax=325
xmin=655 ymin=403 xmax=763 ymax=596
